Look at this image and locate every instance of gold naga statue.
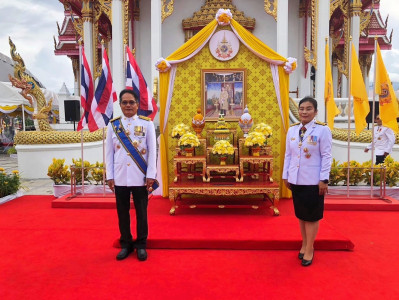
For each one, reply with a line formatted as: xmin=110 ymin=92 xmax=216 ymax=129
xmin=8 ymin=38 xmax=103 ymax=145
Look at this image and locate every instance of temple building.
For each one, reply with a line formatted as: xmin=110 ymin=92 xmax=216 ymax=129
xmin=54 ymin=0 xmax=393 ymax=121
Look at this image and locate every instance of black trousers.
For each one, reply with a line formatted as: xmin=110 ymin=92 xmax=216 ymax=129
xmin=376 ymin=155 xmax=386 ymax=165
xmin=115 ymin=186 xmax=148 ymax=249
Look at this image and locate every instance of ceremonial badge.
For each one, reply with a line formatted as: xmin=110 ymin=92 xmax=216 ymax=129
xmin=133 ymin=140 xmax=139 ymax=147
xmin=305 ymin=153 xmax=311 ymax=159
xmin=307 ymin=136 xmax=317 ymax=145
xmin=117 ymin=145 xmax=121 ymax=149
xmin=141 ymin=149 xmax=147 ymax=155
xmin=303 ymin=147 xmax=309 ymax=153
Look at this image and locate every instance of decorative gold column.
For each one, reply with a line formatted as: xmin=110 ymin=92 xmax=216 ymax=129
xmin=264 ymin=0 xmax=277 ymax=21
xmin=304 ymin=0 xmax=318 ymax=69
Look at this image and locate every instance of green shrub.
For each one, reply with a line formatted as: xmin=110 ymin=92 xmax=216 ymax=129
xmin=0 ymin=168 xmax=21 ymax=197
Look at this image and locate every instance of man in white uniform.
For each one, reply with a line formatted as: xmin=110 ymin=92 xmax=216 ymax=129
xmin=106 ymin=89 xmax=157 ymax=261
xmin=364 ymin=115 xmax=395 ymax=164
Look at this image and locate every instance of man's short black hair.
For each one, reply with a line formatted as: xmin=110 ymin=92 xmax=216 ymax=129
xmin=299 ymin=96 xmax=318 ymax=111
xmin=119 ymin=89 xmax=139 ymax=103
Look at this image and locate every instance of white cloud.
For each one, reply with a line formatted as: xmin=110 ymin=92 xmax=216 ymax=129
xmin=0 ymin=0 xmax=74 ymax=93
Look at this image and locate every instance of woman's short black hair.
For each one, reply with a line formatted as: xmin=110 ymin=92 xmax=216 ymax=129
xmin=299 ymin=96 xmax=318 ymax=110
xmin=119 ymin=89 xmax=139 ymax=103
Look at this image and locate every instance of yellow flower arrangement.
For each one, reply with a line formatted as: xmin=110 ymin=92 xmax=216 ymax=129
xmin=47 ymin=158 xmax=71 ymax=185
xmin=244 ymin=132 xmax=267 ymax=147
xmin=172 ymin=123 xmax=190 ymax=139
xmin=0 ymin=168 xmax=21 ymax=197
xmin=212 ymin=140 xmax=234 ymax=156
xmin=253 ymin=123 xmax=273 ymax=138
xmin=178 ymin=132 xmax=200 ymax=148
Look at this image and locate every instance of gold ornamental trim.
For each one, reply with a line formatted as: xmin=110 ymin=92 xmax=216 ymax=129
xmin=82 ymin=0 xmax=93 ymax=22
xmin=264 ymin=0 xmax=277 ymax=21
xmin=123 ymin=0 xmax=130 ymax=46
xmin=182 ymin=0 xmax=255 ymax=34
xmin=161 ymin=0 xmax=174 ymax=23
xmin=304 ymin=0 xmax=318 ymax=69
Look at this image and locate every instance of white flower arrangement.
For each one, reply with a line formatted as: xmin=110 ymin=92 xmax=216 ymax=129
xmin=215 ymin=9 xmax=233 ymax=26
xmin=283 ymin=57 xmax=297 ymax=74
xmin=155 ymin=57 xmax=171 ymax=73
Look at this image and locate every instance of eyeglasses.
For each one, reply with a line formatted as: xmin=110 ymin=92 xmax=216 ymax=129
xmin=121 ymin=101 xmax=137 ymax=106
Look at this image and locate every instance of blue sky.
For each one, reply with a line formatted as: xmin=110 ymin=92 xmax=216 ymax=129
xmin=0 ymin=0 xmax=397 ymax=94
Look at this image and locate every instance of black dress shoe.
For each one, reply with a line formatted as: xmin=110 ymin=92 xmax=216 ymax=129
xmin=298 ymin=252 xmax=304 ymax=260
xmin=301 ymin=252 xmax=314 ymax=267
xmin=116 ymin=248 xmax=133 ymax=260
xmin=137 ymin=248 xmax=147 ymax=261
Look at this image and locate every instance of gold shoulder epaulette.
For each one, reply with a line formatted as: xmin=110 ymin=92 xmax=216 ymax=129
xmin=290 ymin=122 xmax=300 ymax=127
xmin=110 ymin=116 xmax=121 ymax=122
xmin=315 ymin=121 xmax=327 ymax=126
xmin=139 ymin=115 xmax=151 ymax=121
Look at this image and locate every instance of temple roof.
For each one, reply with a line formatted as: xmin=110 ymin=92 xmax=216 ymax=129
xmin=54 ymin=11 xmax=79 ymax=58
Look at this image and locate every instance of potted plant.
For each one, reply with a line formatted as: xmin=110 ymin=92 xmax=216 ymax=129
xmin=178 ymin=132 xmax=200 ymax=156
xmin=47 ymin=158 xmax=71 ymax=197
xmin=244 ymin=132 xmax=267 ymax=156
xmin=212 ymin=140 xmax=234 ymax=165
xmin=0 ymin=168 xmax=23 ymax=204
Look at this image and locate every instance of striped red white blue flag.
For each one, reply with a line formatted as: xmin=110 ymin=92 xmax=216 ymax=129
xmin=126 ymin=46 xmax=158 ymax=120
xmin=77 ymin=46 xmax=94 ymax=131
xmin=88 ymin=47 xmax=117 ymax=132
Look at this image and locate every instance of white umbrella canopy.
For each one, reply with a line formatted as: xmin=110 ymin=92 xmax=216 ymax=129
xmin=0 ymin=81 xmax=31 ymax=106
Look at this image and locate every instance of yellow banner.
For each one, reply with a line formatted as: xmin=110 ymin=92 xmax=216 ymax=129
xmin=350 ymin=43 xmax=370 ymax=135
xmin=324 ymin=42 xmax=340 ymax=130
xmin=375 ymin=43 xmax=398 ymax=133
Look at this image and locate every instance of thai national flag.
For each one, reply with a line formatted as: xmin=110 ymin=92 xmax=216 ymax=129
xmin=126 ymin=46 xmax=158 ymax=120
xmin=88 ymin=48 xmax=117 ymax=132
xmin=77 ymin=46 xmax=94 ymax=131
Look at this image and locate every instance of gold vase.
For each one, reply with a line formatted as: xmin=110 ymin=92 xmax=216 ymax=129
xmin=184 ymin=147 xmax=194 ymax=157
xmin=192 ymin=108 xmax=205 ymax=138
xmin=251 ymin=146 xmax=261 ymax=157
xmin=219 ymin=156 xmax=227 ymax=165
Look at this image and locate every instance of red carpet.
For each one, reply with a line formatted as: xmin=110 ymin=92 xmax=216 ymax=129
xmin=1 ymin=195 xmax=399 ymax=299
xmin=0 ymin=196 xmax=399 ymax=300
xmin=52 ymin=195 xmax=353 ymax=250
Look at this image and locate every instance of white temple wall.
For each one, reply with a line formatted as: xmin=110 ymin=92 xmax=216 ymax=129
xmin=235 ymin=0 xmax=276 ymax=49
xmin=161 ymin=0 xmax=203 ymax=58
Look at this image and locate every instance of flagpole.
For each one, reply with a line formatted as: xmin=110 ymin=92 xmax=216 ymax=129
xmin=346 ymin=38 xmax=352 ymax=198
xmin=325 ymin=38 xmax=328 ymax=123
xmin=101 ymin=41 xmax=106 ymax=196
xmin=78 ymin=40 xmax=85 ymax=195
xmin=370 ymin=37 xmax=378 ymax=197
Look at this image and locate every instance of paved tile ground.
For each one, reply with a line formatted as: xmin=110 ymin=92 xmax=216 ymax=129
xmin=0 ymin=154 xmax=53 ymax=195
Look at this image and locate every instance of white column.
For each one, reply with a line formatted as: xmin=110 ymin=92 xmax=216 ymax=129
xmin=151 ymin=0 xmax=162 ymax=126
xmin=74 ymin=81 xmax=79 ymax=97
xmin=332 ymin=58 xmax=339 ymax=97
xmin=112 ymin=0 xmax=124 ymax=117
xmin=129 ymin=20 xmax=133 ymax=49
xmin=364 ymin=63 xmax=370 ymax=97
xmin=298 ymin=15 xmax=311 ymax=98
xmin=314 ymin=0 xmax=330 ymax=121
xmin=276 ymin=0 xmax=288 ymax=57
xmin=350 ymin=2 xmax=361 ymax=55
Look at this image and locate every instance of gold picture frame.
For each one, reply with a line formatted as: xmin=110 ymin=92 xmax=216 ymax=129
xmin=201 ymin=69 xmax=246 ymax=121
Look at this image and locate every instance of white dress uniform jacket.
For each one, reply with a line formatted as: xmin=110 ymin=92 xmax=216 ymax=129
xmin=366 ymin=125 xmax=395 ymax=155
xmin=105 ymin=114 xmax=157 ymax=186
xmin=282 ymin=119 xmax=332 ymax=185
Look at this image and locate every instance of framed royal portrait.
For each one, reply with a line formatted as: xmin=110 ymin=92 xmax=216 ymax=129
xmin=201 ymin=69 xmax=246 ymax=121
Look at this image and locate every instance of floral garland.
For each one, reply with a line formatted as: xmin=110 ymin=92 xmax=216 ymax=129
xmin=171 ymin=123 xmax=190 ymax=139
xmin=283 ymin=57 xmax=297 ymax=74
xmin=253 ymin=123 xmax=273 ymax=138
xmin=244 ymin=132 xmax=267 ymax=147
xmin=215 ymin=9 xmax=233 ymax=26
xmin=155 ymin=57 xmax=171 ymax=73
xmin=178 ymin=132 xmax=200 ymax=148
xmin=212 ymin=140 xmax=234 ymax=156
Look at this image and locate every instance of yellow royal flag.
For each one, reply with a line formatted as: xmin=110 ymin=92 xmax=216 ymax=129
xmin=375 ymin=42 xmax=398 ymax=133
xmin=350 ymin=43 xmax=370 ymax=135
xmin=324 ymin=42 xmax=340 ymax=130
